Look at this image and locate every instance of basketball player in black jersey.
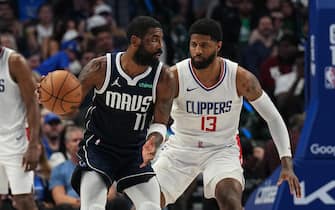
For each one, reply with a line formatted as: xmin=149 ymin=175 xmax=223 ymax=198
xmin=40 ymin=16 xmax=175 ymax=210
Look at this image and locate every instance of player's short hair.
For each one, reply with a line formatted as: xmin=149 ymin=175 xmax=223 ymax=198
xmin=189 ymin=18 xmax=222 ymax=42
xmin=127 ymin=16 xmax=162 ymax=42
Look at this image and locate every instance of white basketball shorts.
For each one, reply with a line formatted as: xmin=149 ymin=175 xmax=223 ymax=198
xmin=0 ymin=131 xmax=33 ymax=195
xmin=153 ymin=136 xmax=244 ymax=205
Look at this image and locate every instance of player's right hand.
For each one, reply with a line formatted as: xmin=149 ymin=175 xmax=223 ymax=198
xmin=22 ymin=142 xmax=42 ymax=171
xmin=277 ymin=157 xmax=301 ymax=198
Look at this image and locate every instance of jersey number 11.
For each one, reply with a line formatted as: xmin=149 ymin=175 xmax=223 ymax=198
xmin=134 ymin=113 xmax=147 ymax=130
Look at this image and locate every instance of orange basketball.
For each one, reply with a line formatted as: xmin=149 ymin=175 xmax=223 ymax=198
xmin=40 ymin=70 xmax=82 ymax=115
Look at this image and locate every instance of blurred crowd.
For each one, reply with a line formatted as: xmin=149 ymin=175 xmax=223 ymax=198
xmin=0 ymin=0 xmax=308 ymax=209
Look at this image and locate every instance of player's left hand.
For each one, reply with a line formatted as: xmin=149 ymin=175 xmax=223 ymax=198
xmin=140 ymin=136 xmax=157 ymax=168
xmin=35 ymin=75 xmax=45 ymax=104
xmin=277 ymin=167 xmax=301 ymax=198
xmin=22 ymin=143 xmax=42 ymax=171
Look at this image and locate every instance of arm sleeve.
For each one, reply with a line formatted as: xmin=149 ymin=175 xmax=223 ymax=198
xmin=250 ymin=91 xmax=292 ymax=158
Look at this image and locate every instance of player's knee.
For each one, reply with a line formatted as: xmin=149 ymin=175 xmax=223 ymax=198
xmin=215 ymin=180 xmax=242 ymax=210
xmin=216 ymin=191 xmax=242 ymax=210
xmin=138 ymin=201 xmax=161 ymax=210
xmin=216 ymin=188 xmax=242 ymax=210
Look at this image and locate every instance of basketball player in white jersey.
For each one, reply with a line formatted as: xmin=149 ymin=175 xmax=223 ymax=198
xmin=153 ymin=18 xmax=301 ymax=210
xmin=0 ymin=46 xmax=41 ymax=210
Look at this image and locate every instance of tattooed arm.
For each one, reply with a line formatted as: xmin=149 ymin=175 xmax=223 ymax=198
xmin=78 ymin=56 xmax=107 ymax=98
xmin=59 ymin=56 xmax=107 ymax=118
xmin=236 ymin=66 xmax=263 ymax=101
xmin=152 ymin=65 xmax=177 ymax=128
xmin=140 ymin=65 xmax=177 ymax=168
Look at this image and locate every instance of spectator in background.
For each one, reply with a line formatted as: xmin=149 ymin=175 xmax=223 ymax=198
xmin=92 ymin=25 xmax=114 ymax=56
xmin=23 ymin=24 xmax=40 ymax=56
xmin=0 ymin=32 xmax=18 ymax=50
xmin=241 ymin=15 xmax=274 ymax=78
xmin=86 ymin=15 xmax=107 ymax=34
xmin=49 ymin=126 xmax=83 ymax=209
xmin=80 ymin=48 xmax=96 ymax=68
xmin=0 ymin=0 xmax=22 ymax=38
xmin=253 ymin=0 xmax=281 ymax=16
xmin=49 ymin=122 xmax=77 ymax=169
xmin=34 ymin=146 xmax=53 ymax=209
xmin=94 ymin=3 xmax=116 ymax=29
xmin=36 ymin=39 xmax=80 ymax=76
xmin=27 ymin=52 xmax=41 ymax=72
xmin=62 ymin=28 xmax=80 ymax=45
xmin=36 ymin=3 xmax=54 ymax=45
xmin=265 ymin=0 xmax=281 ymax=12
xmin=242 ymin=142 xmax=266 ymax=204
xmin=211 ymin=0 xmax=241 ymax=60
xmin=271 ymin=10 xmax=285 ymax=41
xmin=17 ymin=0 xmax=46 ymax=22
xmin=260 ymin=33 xmax=298 ymax=101
xmin=274 ymin=51 xmax=304 ymax=123
xmin=281 ymin=0 xmax=298 ymax=35
xmin=261 ymin=113 xmax=305 ymax=176
xmin=248 ymin=15 xmax=274 ymax=49
xmin=238 ymin=0 xmax=257 ymax=48
xmin=169 ymin=16 xmax=188 ymax=64
xmin=41 ymin=112 xmax=63 ymax=159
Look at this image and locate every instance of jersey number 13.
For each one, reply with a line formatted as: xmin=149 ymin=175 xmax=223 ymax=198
xmin=201 ymin=116 xmax=217 ymax=131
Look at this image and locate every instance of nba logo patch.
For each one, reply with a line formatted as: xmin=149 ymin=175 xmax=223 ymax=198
xmin=325 ymin=66 xmax=335 ymax=89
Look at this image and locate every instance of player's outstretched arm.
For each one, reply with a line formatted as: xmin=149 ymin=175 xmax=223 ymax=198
xmin=236 ymin=66 xmax=301 ymax=198
xmin=9 ymin=53 xmax=41 ymax=171
xmin=140 ymin=65 xmax=177 ymax=168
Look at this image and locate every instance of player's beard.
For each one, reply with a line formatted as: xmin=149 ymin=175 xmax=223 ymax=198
xmin=133 ymin=44 xmax=162 ymax=66
xmin=191 ymin=51 xmax=216 ymax=70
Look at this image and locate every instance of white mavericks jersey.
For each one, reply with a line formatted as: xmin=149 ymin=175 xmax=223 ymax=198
xmin=170 ymin=58 xmax=243 ymax=147
xmin=0 ymin=47 xmax=28 ymax=156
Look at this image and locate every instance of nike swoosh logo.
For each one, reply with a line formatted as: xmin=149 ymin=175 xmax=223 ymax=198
xmin=186 ymin=87 xmax=198 ymax=91
xmin=16 ymin=134 xmax=24 ymax=140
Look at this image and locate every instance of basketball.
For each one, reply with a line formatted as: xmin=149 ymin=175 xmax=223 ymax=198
xmin=39 ymin=70 xmax=82 ymax=115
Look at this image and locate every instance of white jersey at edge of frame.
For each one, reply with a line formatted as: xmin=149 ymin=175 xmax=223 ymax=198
xmin=0 ymin=47 xmax=28 ymax=156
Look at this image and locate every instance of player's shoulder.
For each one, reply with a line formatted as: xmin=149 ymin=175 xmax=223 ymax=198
xmin=220 ymin=57 xmax=239 ymax=69
xmin=176 ymin=57 xmax=190 ymax=65
xmin=236 ymin=66 xmax=255 ymax=81
xmin=79 ymin=55 xmax=108 ymax=84
xmin=85 ymin=55 xmax=107 ymax=73
xmin=8 ymin=51 xmax=25 ymax=64
xmin=160 ymin=64 xmax=175 ymax=81
xmin=90 ymin=55 xmax=107 ymax=65
xmin=157 ymin=64 xmax=177 ymax=91
xmin=8 ymin=51 xmax=30 ymax=78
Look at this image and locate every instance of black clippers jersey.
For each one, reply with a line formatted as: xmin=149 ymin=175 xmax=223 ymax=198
xmin=85 ymin=52 xmax=163 ymax=148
